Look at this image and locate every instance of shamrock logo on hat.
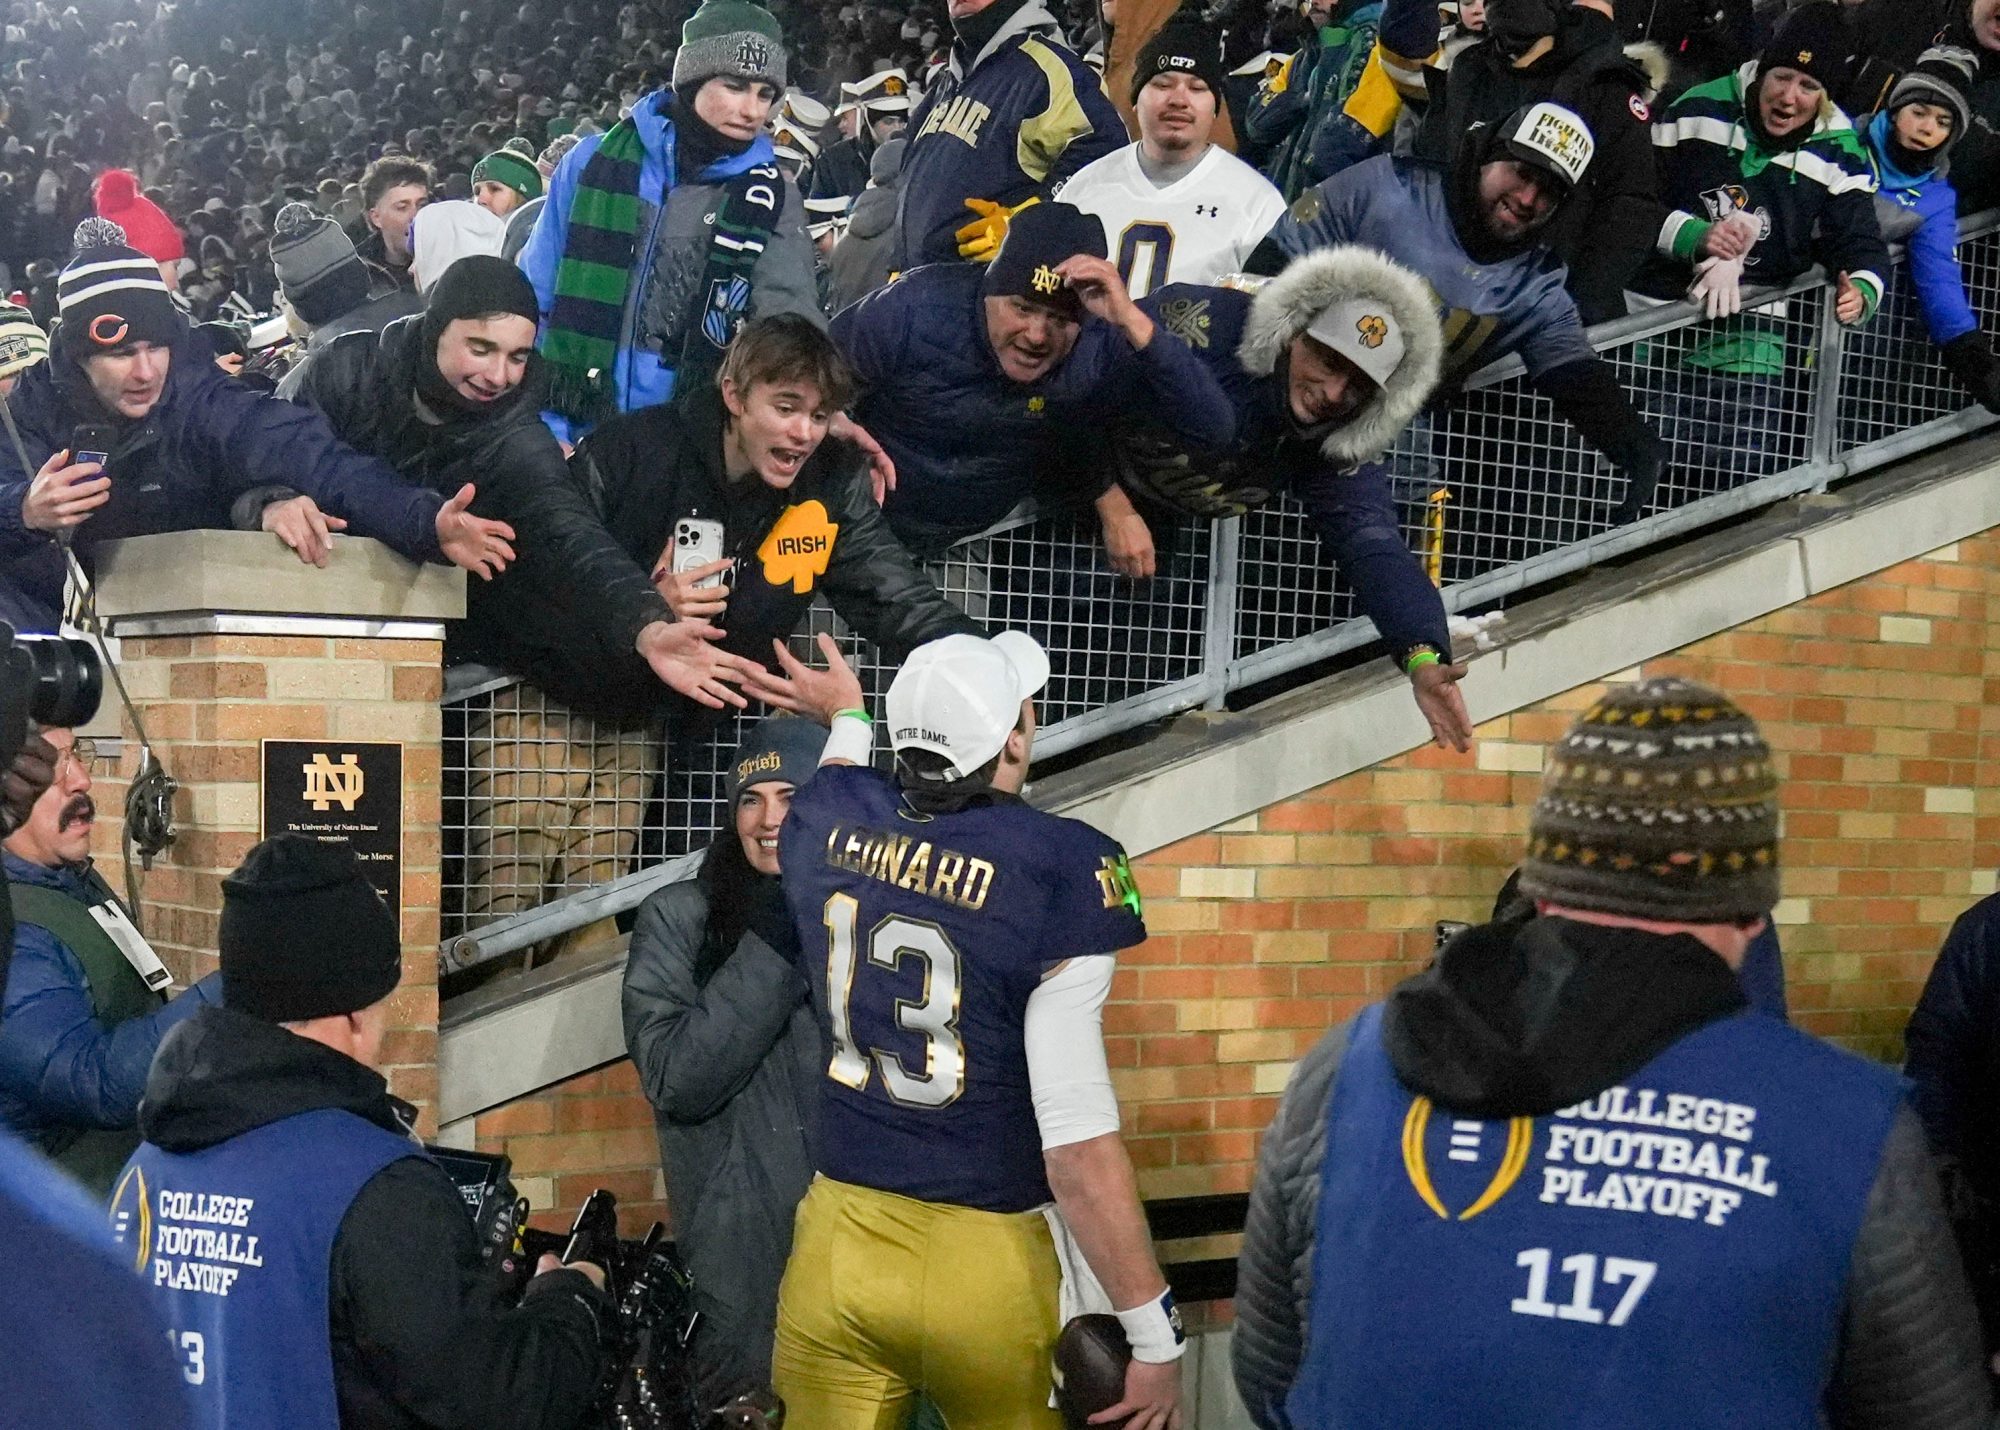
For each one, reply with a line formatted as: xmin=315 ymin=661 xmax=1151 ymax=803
xmin=1356 ymin=314 xmax=1388 ymax=349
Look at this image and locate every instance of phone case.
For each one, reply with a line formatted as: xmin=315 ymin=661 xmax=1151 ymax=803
xmin=672 ymin=519 xmax=727 ymax=590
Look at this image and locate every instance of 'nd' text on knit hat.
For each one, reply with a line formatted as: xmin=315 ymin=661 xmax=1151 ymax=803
xmin=472 ymin=147 xmax=545 ymax=201
xmin=220 ymin=835 xmax=402 ymax=1024
xmin=1519 ymin=677 xmax=1780 ymax=923
xmin=673 ymin=0 xmax=788 ymax=92
xmin=58 ymin=217 xmax=182 ymax=360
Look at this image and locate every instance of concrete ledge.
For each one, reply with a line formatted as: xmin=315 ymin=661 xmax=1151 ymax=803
xmin=94 ymin=530 xmax=465 ymax=625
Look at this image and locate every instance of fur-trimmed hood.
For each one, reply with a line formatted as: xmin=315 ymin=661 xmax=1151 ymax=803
xmin=1236 ymin=245 xmax=1443 ymax=467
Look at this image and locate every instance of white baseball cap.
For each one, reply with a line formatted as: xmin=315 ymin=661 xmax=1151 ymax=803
xmin=1501 ymin=101 xmax=1595 ymax=192
xmin=887 ymin=632 xmax=1050 ymax=779
xmin=1305 ymin=297 xmax=1407 ymax=388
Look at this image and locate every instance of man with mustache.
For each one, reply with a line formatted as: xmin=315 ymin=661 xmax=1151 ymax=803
xmin=0 ymin=726 xmax=219 ymax=1197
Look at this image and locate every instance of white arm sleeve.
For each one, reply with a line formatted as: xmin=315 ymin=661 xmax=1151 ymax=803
xmin=1025 ymin=954 xmax=1121 ymax=1151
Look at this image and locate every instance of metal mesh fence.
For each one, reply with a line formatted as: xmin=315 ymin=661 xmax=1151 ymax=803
xmin=441 ymin=216 xmax=2000 ymax=949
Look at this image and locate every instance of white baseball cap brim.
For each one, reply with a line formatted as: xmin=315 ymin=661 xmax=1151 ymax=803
xmin=887 ymin=631 xmax=1050 ymax=779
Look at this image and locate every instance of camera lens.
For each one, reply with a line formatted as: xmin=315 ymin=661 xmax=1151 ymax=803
xmin=16 ymin=634 xmax=103 ymax=730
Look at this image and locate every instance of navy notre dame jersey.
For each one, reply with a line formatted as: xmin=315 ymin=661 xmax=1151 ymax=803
xmin=780 ymin=764 xmax=1146 ymax=1213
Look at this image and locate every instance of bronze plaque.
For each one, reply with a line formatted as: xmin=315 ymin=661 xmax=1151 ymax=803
xmin=260 ymin=739 xmax=404 ymax=921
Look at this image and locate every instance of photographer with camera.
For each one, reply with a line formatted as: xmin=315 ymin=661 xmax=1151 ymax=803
xmin=113 ymin=835 xmax=614 ymax=1430
xmin=1 ymin=723 xmax=219 ymax=1198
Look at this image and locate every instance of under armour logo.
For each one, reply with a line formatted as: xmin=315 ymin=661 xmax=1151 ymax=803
xmin=1030 ymin=264 xmax=1062 ymax=296
xmin=1357 ymin=314 xmax=1388 ymax=348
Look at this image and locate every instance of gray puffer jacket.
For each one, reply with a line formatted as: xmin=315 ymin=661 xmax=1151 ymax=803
xmin=826 ymin=183 xmax=899 ymax=315
xmin=621 ymin=879 xmax=819 ymax=1405
xmin=1234 ymin=916 xmax=1997 ymax=1429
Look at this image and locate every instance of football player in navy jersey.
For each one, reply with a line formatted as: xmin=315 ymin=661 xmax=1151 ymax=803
xmin=765 ymin=630 xmax=1184 ymax=1429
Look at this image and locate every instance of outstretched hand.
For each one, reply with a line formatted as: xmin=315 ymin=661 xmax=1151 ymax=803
xmin=635 ymin=619 xmax=760 ymax=710
xmin=435 ymin=484 xmax=516 ymax=580
xmin=1411 ymin=659 xmax=1473 ymax=753
xmin=758 ymin=633 xmax=867 ymax=724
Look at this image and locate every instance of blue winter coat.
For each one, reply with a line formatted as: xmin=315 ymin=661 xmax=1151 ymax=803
xmin=1863 ymin=110 xmax=1980 ymax=347
xmin=517 ymin=90 xmax=821 ymax=446
xmin=0 ymin=329 xmax=444 ymax=628
xmin=830 ymin=262 xmax=1239 ymax=553
xmin=0 ymin=853 xmax=218 ymax=1148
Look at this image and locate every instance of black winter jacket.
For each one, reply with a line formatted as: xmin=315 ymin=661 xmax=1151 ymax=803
xmin=273 ymin=316 xmax=672 ymax=705
xmin=1906 ymin=893 xmax=2000 ymax=1350
xmin=564 ymin=381 xmax=983 ymax=724
xmin=0 ymin=327 xmax=445 ymax=629
xmin=1412 ymin=10 xmax=1665 ymax=326
xmin=1235 ymin=915 xmax=1995 ymax=1429
xmin=137 ymin=1006 xmax=610 ymax=1430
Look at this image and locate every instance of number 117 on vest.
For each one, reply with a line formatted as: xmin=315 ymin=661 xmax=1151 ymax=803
xmin=1510 ymin=1248 xmax=1656 ymax=1326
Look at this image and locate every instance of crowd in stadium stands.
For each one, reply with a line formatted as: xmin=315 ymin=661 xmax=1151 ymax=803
xmin=9 ymin=0 xmax=2000 ymax=1421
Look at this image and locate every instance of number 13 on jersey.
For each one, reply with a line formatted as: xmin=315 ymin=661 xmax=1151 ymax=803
xmin=824 ymin=893 xmax=967 ymax=1108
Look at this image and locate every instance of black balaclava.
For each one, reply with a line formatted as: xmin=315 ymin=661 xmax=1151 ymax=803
xmin=672 ymin=83 xmax=751 ymax=176
xmin=417 ymin=254 xmax=539 ymax=417
xmin=954 ymin=0 xmax=1036 ymax=66
xmin=1485 ymin=0 xmax=1561 ymax=60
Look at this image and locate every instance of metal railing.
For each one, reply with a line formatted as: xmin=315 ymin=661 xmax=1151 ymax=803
xmin=438 ymin=212 xmax=2000 ymax=971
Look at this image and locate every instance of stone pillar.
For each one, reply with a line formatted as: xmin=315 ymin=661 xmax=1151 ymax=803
xmin=86 ymin=531 xmax=463 ymax=1136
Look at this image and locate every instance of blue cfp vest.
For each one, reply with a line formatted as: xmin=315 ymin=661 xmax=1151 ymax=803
xmin=108 ymin=1108 xmax=422 ymax=1428
xmin=1287 ymin=1005 xmax=1905 ymax=1429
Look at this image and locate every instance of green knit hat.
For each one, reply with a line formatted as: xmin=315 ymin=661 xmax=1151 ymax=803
xmin=1519 ymin=677 xmax=1780 ymax=924
xmin=471 ymin=148 xmax=544 ymax=200
xmin=673 ymin=0 xmax=788 ymax=92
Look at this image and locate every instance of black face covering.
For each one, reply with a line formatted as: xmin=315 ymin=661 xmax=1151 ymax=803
xmin=1485 ymin=0 xmax=1561 ymax=58
xmin=417 ymin=254 xmax=539 ymax=418
xmin=671 ymin=86 xmax=752 ymax=175
xmin=954 ymin=0 xmax=1036 ymax=64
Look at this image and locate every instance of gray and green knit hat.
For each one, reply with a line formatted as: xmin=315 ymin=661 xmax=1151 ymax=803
xmin=1519 ymin=677 xmax=1780 ymax=923
xmin=471 ymin=148 xmax=544 ymax=200
xmin=673 ymin=0 xmax=788 ymax=92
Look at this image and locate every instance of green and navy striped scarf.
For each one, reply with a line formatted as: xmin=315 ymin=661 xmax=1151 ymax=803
xmin=543 ymin=115 xmax=786 ymax=423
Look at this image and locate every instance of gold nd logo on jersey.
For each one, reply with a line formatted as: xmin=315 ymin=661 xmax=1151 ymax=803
xmin=1401 ymin=1096 xmax=1533 ymax=1221
xmin=1095 ymin=853 xmax=1142 ymax=915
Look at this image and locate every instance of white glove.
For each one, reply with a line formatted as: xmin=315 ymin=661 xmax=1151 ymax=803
xmin=1689 ymin=256 xmax=1745 ymax=320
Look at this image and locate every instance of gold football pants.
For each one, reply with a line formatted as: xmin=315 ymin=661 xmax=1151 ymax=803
xmin=773 ymin=1175 xmax=1064 ymax=1429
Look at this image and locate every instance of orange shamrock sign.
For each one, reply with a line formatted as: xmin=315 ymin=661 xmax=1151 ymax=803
xmin=758 ymin=500 xmax=840 ymax=593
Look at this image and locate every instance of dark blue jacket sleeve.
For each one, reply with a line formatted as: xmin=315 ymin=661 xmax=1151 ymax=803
xmin=1907 ymin=188 xmax=1980 ymax=347
xmin=1066 ymin=311 xmax=1238 ymax=452
xmin=1289 ymin=460 xmax=1449 ymax=663
xmin=829 ymin=277 xmax=916 ymax=390
xmin=1904 ymin=901 xmax=2000 ymax=1170
xmin=0 ymin=924 xmax=219 ymax=1130
xmin=185 ymin=370 xmax=446 ymax=562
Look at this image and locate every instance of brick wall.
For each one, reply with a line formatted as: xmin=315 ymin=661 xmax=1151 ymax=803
xmin=93 ymin=633 xmax=447 ymax=1136
xmin=471 ymin=532 xmax=1999 ymax=1233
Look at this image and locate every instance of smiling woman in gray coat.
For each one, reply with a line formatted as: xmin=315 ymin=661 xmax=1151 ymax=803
xmin=621 ymin=716 xmax=826 ymax=1406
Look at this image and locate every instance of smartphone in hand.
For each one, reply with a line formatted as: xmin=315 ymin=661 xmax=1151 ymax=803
xmin=71 ymin=424 xmax=117 ymax=470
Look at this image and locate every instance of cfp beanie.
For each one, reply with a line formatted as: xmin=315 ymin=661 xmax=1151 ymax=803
xmin=1130 ymin=16 xmax=1227 ymax=109
xmin=1757 ymin=2 xmax=1851 ymax=93
xmin=1888 ymin=45 xmax=1978 ymax=152
xmin=0 ymin=301 xmax=48 ymax=380
xmin=673 ymin=0 xmax=788 ymax=92
xmin=219 ymin=836 xmax=402 ymax=1024
xmin=270 ymin=202 xmax=371 ymax=328
xmin=472 ymin=147 xmax=544 ymax=201
xmin=1519 ymin=678 xmax=1780 ymax=924
xmin=58 ymin=218 xmax=182 ymax=360
xmin=981 ymin=201 xmax=1108 ymax=322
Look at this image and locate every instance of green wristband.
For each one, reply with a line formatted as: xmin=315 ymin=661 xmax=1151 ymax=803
xmin=833 ymin=707 xmax=873 ymax=725
xmin=1405 ymin=650 xmax=1441 ymax=674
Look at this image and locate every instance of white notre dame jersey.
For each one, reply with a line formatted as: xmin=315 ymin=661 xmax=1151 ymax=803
xmin=1057 ymin=143 xmax=1288 ymax=298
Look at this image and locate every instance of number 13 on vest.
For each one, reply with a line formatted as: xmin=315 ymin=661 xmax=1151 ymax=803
xmin=1510 ymin=1248 xmax=1657 ymax=1326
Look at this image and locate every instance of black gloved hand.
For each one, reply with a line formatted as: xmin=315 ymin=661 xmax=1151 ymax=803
xmin=0 ymin=731 xmax=57 ymax=837
xmin=1940 ymin=330 xmax=2000 ymax=416
xmin=1610 ymin=439 xmax=1668 ymax=527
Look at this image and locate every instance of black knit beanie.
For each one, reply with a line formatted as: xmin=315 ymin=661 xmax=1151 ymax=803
xmin=980 ymin=201 xmax=1107 ymax=322
xmin=57 ymin=217 xmax=182 ymax=361
xmin=1756 ymin=3 xmax=1851 ymax=95
xmin=1129 ymin=16 xmax=1227 ymax=108
xmin=1519 ymin=678 xmax=1781 ymax=924
xmin=418 ymin=254 xmax=540 ymax=415
xmin=220 ymin=836 xmax=402 ymax=1023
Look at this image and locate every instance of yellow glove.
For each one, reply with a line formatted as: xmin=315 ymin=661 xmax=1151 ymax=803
xmin=954 ymin=195 xmax=1040 ymax=263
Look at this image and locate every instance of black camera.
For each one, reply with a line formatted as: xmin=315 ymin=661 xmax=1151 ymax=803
xmin=0 ymin=619 xmax=103 ymax=776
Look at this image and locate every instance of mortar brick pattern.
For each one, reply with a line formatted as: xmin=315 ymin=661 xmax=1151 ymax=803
xmin=471 ymin=533 xmax=2000 ymax=1231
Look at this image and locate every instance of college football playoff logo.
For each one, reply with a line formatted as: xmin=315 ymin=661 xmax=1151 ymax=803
xmin=1402 ymin=1096 xmax=1533 ymax=1221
